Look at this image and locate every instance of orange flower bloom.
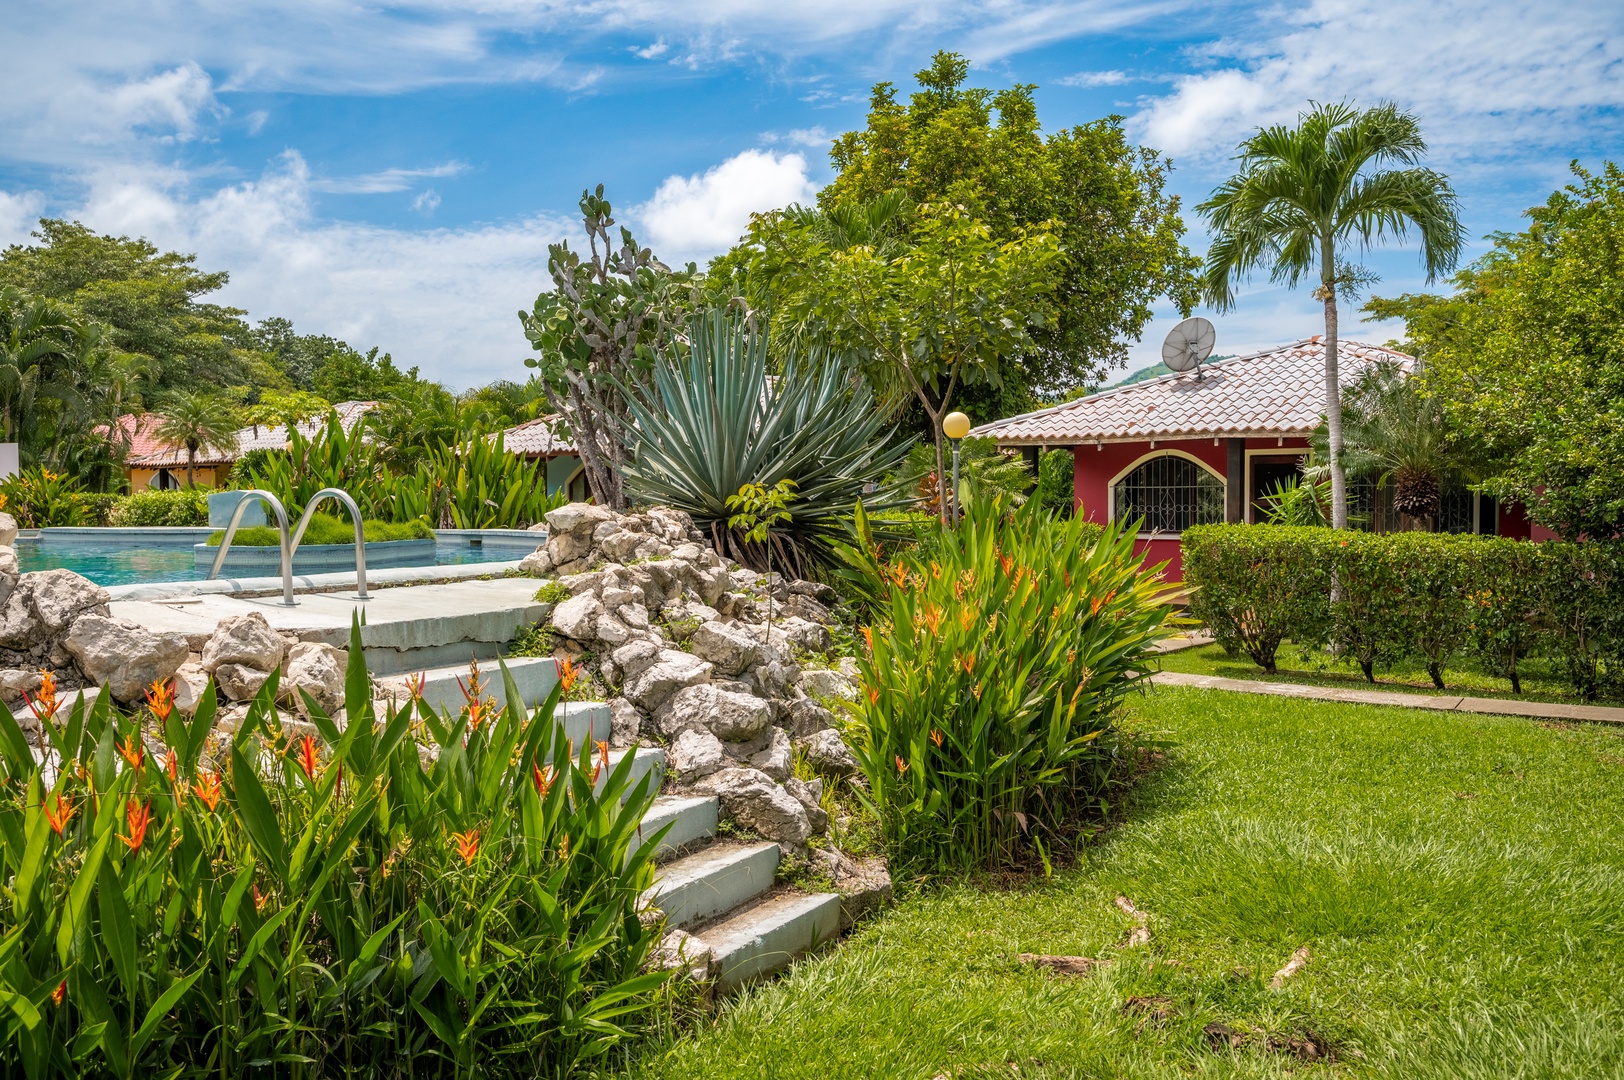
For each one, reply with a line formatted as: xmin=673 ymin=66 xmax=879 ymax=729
xmin=920 ymin=605 xmax=943 ymax=634
xmin=165 ymin=749 xmax=180 ymax=784
xmin=145 ymin=678 xmax=175 ymax=722
xmin=895 ymin=755 xmax=909 ymax=775
xmin=558 ymin=658 xmax=581 ymax=694
xmin=294 ymin=734 xmax=321 ymax=779
xmin=958 ymin=651 xmax=975 ymax=675
xmin=889 ymin=561 xmax=909 ymax=588
xmin=43 ymin=793 xmax=76 ymax=835
xmin=406 ymin=670 xmax=427 ymax=702
xmin=593 ymin=740 xmax=609 ymax=783
xmin=533 ymin=763 xmax=557 ymax=798
xmin=192 ymin=769 xmax=223 ymax=812
xmin=867 ymin=686 xmax=880 ymax=706
xmin=998 ymin=553 xmax=1014 ymax=576
xmin=929 ymin=729 xmax=943 ymax=747
xmin=121 ymin=800 xmax=152 ymax=852
xmin=859 ymin=625 xmax=874 ymax=650
xmin=50 ymin=980 xmax=66 ymax=1007
xmin=117 ymin=733 xmax=144 ymax=772
xmin=24 ymin=669 xmax=58 ymax=724
xmin=450 ymin=828 xmax=480 ymax=866
xmin=252 ymin=884 xmax=267 ymax=913
xmin=1091 ymin=596 xmax=1104 ymax=615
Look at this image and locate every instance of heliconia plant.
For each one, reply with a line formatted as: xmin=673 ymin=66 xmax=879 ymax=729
xmin=843 ymin=496 xmax=1179 ymax=872
xmin=0 ymin=616 xmax=668 ymax=1078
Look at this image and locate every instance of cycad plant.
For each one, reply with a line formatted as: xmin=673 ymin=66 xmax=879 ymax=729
xmin=1319 ymin=359 xmax=1460 ymax=528
xmin=844 ymin=496 xmax=1178 ymax=871
xmin=622 ymin=311 xmax=911 ymax=579
xmin=0 ymin=619 xmax=667 ymax=1077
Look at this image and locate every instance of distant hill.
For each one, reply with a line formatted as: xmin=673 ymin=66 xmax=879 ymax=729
xmin=1104 ymin=355 xmax=1234 ymax=390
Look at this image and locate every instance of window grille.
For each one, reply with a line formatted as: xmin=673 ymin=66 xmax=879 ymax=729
xmin=1113 ymin=455 xmax=1224 ymax=533
xmin=1438 ymin=480 xmax=1475 ymax=534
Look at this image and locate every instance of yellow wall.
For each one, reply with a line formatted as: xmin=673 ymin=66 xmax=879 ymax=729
xmin=128 ymin=464 xmax=223 ymax=491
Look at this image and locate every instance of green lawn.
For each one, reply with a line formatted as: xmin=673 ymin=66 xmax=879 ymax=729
xmin=1156 ymin=640 xmax=1600 ymax=706
xmin=622 ymin=687 xmax=1624 ymax=1078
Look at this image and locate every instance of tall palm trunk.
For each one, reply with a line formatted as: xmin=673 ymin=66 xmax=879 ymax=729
xmin=1320 ymin=240 xmax=1348 ymax=529
xmin=186 ymin=443 xmax=197 ymax=489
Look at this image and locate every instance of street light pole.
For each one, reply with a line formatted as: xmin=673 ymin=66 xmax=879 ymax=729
xmin=942 ymin=411 xmax=971 ymax=525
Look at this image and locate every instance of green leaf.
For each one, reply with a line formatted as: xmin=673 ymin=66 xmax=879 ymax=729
xmin=230 ymin=744 xmax=286 ymax=878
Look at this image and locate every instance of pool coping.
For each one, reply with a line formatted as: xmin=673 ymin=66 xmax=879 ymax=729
xmin=105 ymin=559 xmax=531 ymax=602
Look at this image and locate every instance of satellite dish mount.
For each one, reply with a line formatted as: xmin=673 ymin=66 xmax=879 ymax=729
xmin=1162 ymin=317 xmax=1217 ymax=380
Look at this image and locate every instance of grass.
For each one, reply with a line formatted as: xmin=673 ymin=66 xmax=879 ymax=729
xmin=1157 ymin=639 xmax=1604 ymax=705
xmin=205 ymin=514 xmax=432 ymax=547
xmin=621 ymin=687 xmax=1624 ymax=1079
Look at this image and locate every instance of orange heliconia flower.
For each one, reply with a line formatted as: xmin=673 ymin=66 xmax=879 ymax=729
xmin=294 ymin=734 xmax=321 ymax=779
xmin=50 ymin=980 xmax=66 ymax=1007
xmin=165 ymin=749 xmax=180 ymax=783
xmin=558 ymin=658 xmax=581 ymax=694
xmin=957 ymin=651 xmax=976 ymax=676
xmin=450 ymin=828 xmax=480 ymax=867
xmin=252 ymin=884 xmax=268 ymax=913
xmin=24 ymin=669 xmax=59 ymax=725
xmin=929 ymin=729 xmax=943 ymax=747
xmin=919 ymin=605 xmax=943 ymax=634
xmin=145 ymin=678 xmax=175 ymax=722
xmin=192 ymin=769 xmax=223 ymax=812
xmin=859 ymin=625 xmax=874 ymax=650
xmin=406 ymin=670 xmax=427 ymax=702
xmin=121 ymin=800 xmax=152 ymax=852
xmin=117 ymin=733 xmax=145 ymax=772
xmin=533 ymin=763 xmax=557 ymax=798
xmin=866 ymin=686 xmax=880 ymax=706
xmin=895 ymin=755 xmax=909 ymax=776
xmin=889 ymin=561 xmax=909 ymax=588
xmin=43 ymin=793 xmax=76 ymax=835
xmin=998 ymin=553 xmax=1014 ymax=576
xmin=458 ymin=659 xmax=494 ymax=729
xmin=592 ymin=740 xmax=609 ymax=783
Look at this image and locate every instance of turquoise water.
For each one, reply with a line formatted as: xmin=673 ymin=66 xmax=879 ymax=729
xmin=16 ymin=539 xmax=518 ymax=587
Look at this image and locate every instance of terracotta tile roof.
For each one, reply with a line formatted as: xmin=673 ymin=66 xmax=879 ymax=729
xmin=972 ymin=338 xmax=1413 ymax=445
xmin=495 ymin=414 xmax=577 ymax=457
xmin=125 ymin=400 xmax=378 ymax=468
xmin=94 ymin=413 xmax=171 ymax=459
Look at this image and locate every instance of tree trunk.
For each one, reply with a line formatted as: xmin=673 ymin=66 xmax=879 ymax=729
xmin=186 ymin=444 xmax=197 ymax=489
xmin=1321 ymin=261 xmax=1348 ymax=530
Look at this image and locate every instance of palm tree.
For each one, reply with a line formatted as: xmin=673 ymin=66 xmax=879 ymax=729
xmin=155 ymin=390 xmax=241 ymax=488
xmin=1317 ymin=359 xmax=1459 ymax=530
xmin=1198 ymin=102 xmax=1463 ymax=528
xmin=0 ymin=286 xmax=81 ymax=452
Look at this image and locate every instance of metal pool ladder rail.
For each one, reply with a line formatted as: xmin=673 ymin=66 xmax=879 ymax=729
xmin=289 ymin=488 xmax=370 ymax=600
xmin=208 ymin=489 xmax=297 ymax=605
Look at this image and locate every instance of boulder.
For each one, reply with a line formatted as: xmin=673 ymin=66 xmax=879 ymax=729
xmin=0 ymin=546 xmax=17 ymax=607
xmin=799 ymin=668 xmax=858 ymax=702
xmin=650 ymin=928 xmax=713 ymax=981
xmin=655 ymin=683 xmax=770 ymax=742
xmin=544 ymin=503 xmax=613 ymax=563
xmin=551 ymin=593 xmax=604 ymax=641
xmin=0 ymin=667 xmax=43 ymax=706
xmin=695 ymin=767 xmax=812 ymax=849
xmin=0 ymin=512 xmax=17 ymax=547
xmin=788 ymin=579 xmax=837 ymax=603
xmin=623 ymin=650 xmax=712 ymax=713
xmin=171 ymin=661 xmax=210 ymax=715
xmin=31 ymin=571 xmax=112 ymax=637
xmin=816 ymin=849 xmax=893 ymax=931
xmin=283 ymin=641 xmax=345 ymax=715
xmin=775 ymin=615 xmax=833 ymax=655
xmin=608 ymin=697 xmax=642 ymax=748
xmin=750 ymin=726 xmax=793 ymax=781
xmin=668 ymin=728 xmax=725 ymax=781
xmin=594 ymin=612 xmax=631 ymax=646
xmin=519 ymin=547 xmax=554 ymax=577
xmin=800 ymin=728 xmax=860 ymax=777
xmin=784 ymin=776 xmax=830 ymax=834
xmin=201 ymin=612 xmax=285 ymax=674
xmin=600 ymin=586 xmax=639 ymax=611
xmin=688 ymin=620 xmax=761 ymax=676
xmin=784 ymin=593 xmax=834 ymax=626
xmin=214 ymin=662 xmax=271 ymax=702
xmin=784 ymin=697 xmax=837 ymax=738
xmin=62 ymin=614 xmax=189 ymax=703
xmin=610 ymin=639 xmax=660 ymax=680
xmin=836 ymin=656 xmax=861 ymax=680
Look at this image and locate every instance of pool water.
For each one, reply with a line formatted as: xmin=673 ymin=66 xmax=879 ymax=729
xmin=17 ymin=537 xmax=524 ymax=587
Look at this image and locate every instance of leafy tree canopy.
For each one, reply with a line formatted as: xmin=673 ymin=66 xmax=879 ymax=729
xmin=1373 ymin=161 xmax=1624 ymax=539
xmin=312 ymin=345 xmax=419 ymax=403
xmin=818 ymin=51 xmax=1200 ymax=397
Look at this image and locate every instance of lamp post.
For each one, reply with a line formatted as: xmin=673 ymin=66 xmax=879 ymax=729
xmin=942 ymin=411 xmax=971 ymax=525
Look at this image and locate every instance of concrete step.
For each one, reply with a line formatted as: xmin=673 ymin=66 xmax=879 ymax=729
xmin=696 ymin=891 xmax=842 ymax=991
xmin=645 ymin=842 xmax=779 ymax=930
xmin=601 ymin=746 xmax=664 ymax=798
xmin=633 ymin=795 xmax=719 ymax=863
xmin=394 ymin=655 xmax=561 ymax=718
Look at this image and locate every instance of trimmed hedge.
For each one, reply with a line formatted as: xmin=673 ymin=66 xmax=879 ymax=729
xmin=110 ymin=488 xmax=210 ymax=527
xmin=1182 ymin=525 xmax=1624 ymax=700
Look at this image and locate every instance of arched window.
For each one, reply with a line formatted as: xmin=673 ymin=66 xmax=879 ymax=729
xmin=1112 ymin=453 xmax=1224 ymax=533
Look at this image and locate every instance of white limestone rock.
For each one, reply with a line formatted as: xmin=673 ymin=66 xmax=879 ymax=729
xmin=214 ymin=662 xmax=272 ymax=702
xmin=201 ymin=612 xmax=285 ymax=674
xmin=622 ymin=650 xmax=713 ymax=713
xmin=688 ymin=620 xmax=761 ymax=676
xmin=0 ymin=667 xmax=43 ymax=706
xmin=0 ymin=512 xmax=17 ymax=547
xmin=0 ymin=546 xmax=17 ymax=609
xmin=519 ymin=547 xmax=555 ymax=577
xmin=594 ymin=612 xmax=631 ymax=646
xmin=551 ymin=592 xmax=604 ymax=641
xmin=608 ymin=697 xmax=642 ymax=749
xmin=650 ymin=928 xmax=712 ymax=981
xmin=783 ymin=697 xmax=837 ymax=738
xmin=695 ymin=767 xmax=812 ymax=849
xmin=668 ymin=728 xmax=726 ymax=781
xmin=655 ymin=683 xmax=770 ymax=742
xmin=750 ymin=726 xmax=793 ymax=781
xmin=171 ymin=661 xmax=210 ymax=715
xmin=784 ymin=776 xmax=829 ymax=834
xmin=798 ymin=667 xmax=858 ymax=702
xmin=800 ymin=728 xmax=860 ymax=777
xmin=283 ymin=641 xmax=345 ymax=715
xmin=544 ymin=503 xmax=613 ymax=563
xmin=62 ymin=614 xmax=189 ymax=704
xmin=610 ymin=639 xmax=660 ymax=680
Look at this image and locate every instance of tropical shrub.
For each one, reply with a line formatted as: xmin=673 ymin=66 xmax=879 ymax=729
xmin=110 ymin=489 xmax=209 ymax=527
xmin=899 ymin=437 xmax=1031 ymax=518
xmin=845 ymin=497 xmax=1178 ymax=871
xmin=0 ymin=622 xmax=668 ymax=1077
xmin=1034 ymin=448 xmax=1074 ymax=517
xmin=206 ymin=515 xmax=433 ymax=547
xmin=622 ymin=312 xmax=911 ymax=579
xmin=1466 ymin=539 xmax=1543 ymax=694
xmin=1536 ymin=540 xmax=1624 ymax=701
xmin=0 ymin=467 xmax=90 ymax=527
xmin=1379 ymin=532 xmax=1476 ymax=689
xmin=1183 ymin=524 xmax=1334 ymax=672
xmin=239 ymin=409 xmax=393 ymax=519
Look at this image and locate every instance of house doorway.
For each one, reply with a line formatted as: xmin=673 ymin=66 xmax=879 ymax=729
xmin=1248 ymin=455 xmax=1304 ymax=522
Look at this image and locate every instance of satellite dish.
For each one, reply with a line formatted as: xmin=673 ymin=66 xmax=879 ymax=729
xmin=1162 ymin=316 xmax=1216 ymax=378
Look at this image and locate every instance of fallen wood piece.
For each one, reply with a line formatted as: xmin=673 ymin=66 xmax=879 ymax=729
xmin=1018 ymin=953 xmax=1105 ymax=975
xmin=1114 ymin=895 xmax=1145 ymax=920
xmin=1121 ymin=926 xmax=1151 ymax=948
xmin=1268 ymin=945 xmax=1311 ymax=989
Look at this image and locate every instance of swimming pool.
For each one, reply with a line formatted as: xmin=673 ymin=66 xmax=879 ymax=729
xmin=16 ymin=528 xmax=542 ymax=587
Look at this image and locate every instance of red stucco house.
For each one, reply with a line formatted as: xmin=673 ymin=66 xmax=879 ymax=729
xmin=973 ymin=337 xmax=1551 ymax=582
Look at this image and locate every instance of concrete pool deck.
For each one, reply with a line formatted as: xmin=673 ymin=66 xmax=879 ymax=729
xmin=111 ymin=575 xmax=553 ymax=674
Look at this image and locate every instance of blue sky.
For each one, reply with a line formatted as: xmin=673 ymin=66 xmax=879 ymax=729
xmin=2 ymin=0 xmax=1621 ymax=391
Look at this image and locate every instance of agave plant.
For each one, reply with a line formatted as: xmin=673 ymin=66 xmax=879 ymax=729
xmin=621 ymin=311 xmax=911 ymax=578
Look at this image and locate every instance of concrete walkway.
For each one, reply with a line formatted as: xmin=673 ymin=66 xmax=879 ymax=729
xmin=1150 ymin=670 xmax=1624 ymax=726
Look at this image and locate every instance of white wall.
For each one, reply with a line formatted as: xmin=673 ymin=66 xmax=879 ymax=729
xmin=0 ymin=444 xmax=17 ymax=481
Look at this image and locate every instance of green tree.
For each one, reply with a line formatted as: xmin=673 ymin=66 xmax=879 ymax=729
xmin=155 ymin=389 xmax=241 ymax=488
xmin=0 ymin=286 xmax=81 ymax=449
xmin=1198 ymin=102 xmax=1463 ymax=529
xmin=250 ymin=316 xmax=358 ymax=391
xmin=819 ymin=51 xmax=1199 ymax=397
xmin=1370 ymin=162 xmax=1624 ymax=539
xmin=312 ymin=345 xmax=417 ymax=402
xmin=722 ymin=200 xmax=1062 ymax=523
xmin=519 ymin=185 xmax=700 ymax=510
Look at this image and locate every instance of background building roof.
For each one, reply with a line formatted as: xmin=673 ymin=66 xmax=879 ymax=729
xmin=125 ymin=400 xmax=378 ymax=469
xmin=496 ymin=414 xmax=577 ymax=457
xmin=972 ymin=338 xmax=1413 ymax=446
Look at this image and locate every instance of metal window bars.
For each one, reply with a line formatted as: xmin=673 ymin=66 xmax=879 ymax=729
xmin=1113 ymin=455 xmax=1225 ymax=533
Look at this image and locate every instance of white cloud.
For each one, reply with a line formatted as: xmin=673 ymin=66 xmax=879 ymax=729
xmin=0 ymin=190 xmax=47 ymax=248
xmin=411 ymin=190 xmax=442 ymax=213
xmin=1056 ymin=69 xmax=1132 ymax=88
xmin=764 ymin=126 xmax=834 ymax=149
xmin=310 ymin=163 xmax=469 ymax=195
xmin=1132 ymin=0 xmax=1624 ymax=163
xmin=633 ymin=149 xmax=820 ymax=265
xmin=64 ymin=154 xmax=568 ymax=389
xmin=632 ymin=39 xmax=670 ymax=59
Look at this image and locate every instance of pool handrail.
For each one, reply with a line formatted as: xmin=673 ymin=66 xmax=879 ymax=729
xmin=289 ymin=488 xmax=369 ymax=600
xmin=207 ymin=490 xmax=296 ymax=605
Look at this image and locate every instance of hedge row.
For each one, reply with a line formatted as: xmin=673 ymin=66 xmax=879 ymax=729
xmin=1182 ymin=525 xmax=1624 ymax=701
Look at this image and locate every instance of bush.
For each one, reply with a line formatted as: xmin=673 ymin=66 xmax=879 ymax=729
xmin=844 ymin=497 xmax=1178 ymax=872
xmin=1467 ymin=538 xmax=1543 ymax=694
xmin=1034 ymin=448 xmax=1075 ymax=517
xmin=0 ymin=467 xmax=90 ymax=527
xmin=207 ymin=515 xmax=433 ymax=547
xmin=1537 ymin=540 xmax=1624 ymax=701
xmin=112 ymin=488 xmax=210 ymax=527
xmin=0 ymin=620 xmax=667 ymax=1077
xmin=1183 ymin=525 xmax=1334 ymax=673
